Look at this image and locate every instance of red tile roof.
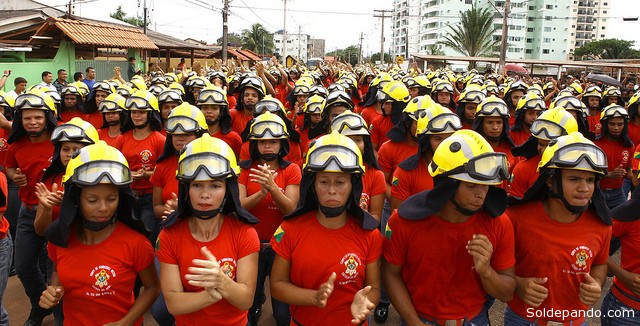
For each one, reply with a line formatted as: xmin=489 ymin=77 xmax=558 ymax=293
xmin=31 ymin=17 xmax=158 ymax=50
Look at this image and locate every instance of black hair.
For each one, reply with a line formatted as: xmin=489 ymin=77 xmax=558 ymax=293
xmin=85 ymin=67 xmax=95 ymax=73
xmin=14 ymin=77 xmax=27 ymax=85
xmin=41 ymin=71 xmax=52 ymax=79
xmin=73 ymin=72 xmax=83 ymax=82
xmin=57 ymin=69 xmax=66 ymax=75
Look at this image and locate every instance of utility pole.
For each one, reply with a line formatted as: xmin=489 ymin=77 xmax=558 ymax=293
xmin=222 ymin=0 xmax=229 ymax=64
xmin=405 ymin=28 xmax=409 ymax=59
xmin=143 ymin=0 xmax=147 ymax=35
xmin=374 ymin=9 xmax=391 ymax=64
xmin=358 ymin=32 xmax=363 ymax=64
xmin=498 ymin=0 xmax=511 ymax=73
xmin=298 ymin=25 xmax=301 ymax=61
xmin=283 ymin=0 xmax=288 ymax=60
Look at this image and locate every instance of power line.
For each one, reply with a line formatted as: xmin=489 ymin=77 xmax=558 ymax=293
xmin=228 ymin=4 xmax=374 ymax=16
xmin=236 ymin=0 xmax=277 ymax=29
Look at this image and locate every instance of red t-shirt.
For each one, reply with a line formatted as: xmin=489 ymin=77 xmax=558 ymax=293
xmin=156 ymin=217 xmax=260 ymax=326
xmin=270 ymin=211 xmax=383 ymax=325
xmin=5 ymin=137 xmax=53 ymax=205
xmin=239 ymin=140 xmax=303 ymax=168
xmin=274 ymin=84 xmax=288 ymax=105
xmin=370 ymin=115 xmax=396 ymax=148
xmin=149 ymin=158 xmax=179 ymax=205
xmin=210 ymin=129 xmax=242 ymax=159
xmin=633 ymin=143 xmax=640 ymax=171
xmin=59 ymin=110 xmax=85 ymax=123
xmin=390 ymin=157 xmax=434 ymax=202
xmin=588 ymin=115 xmax=602 ymax=137
xmin=506 ymin=201 xmax=611 ymax=322
xmin=377 ymin=140 xmax=418 ymax=177
xmin=594 ymin=137 xmax=633 ymax=189
xmin=509 ymin=154 xmax=541 ymax=199
xmin=611 ymin=218 xmax=640 ymax=309
xmin=230 ymin=108 xmax=253 ymax=135
xmin=360 ymin=107 xmax=381 ymax=128
xmin=113 ymin=131 xmax=166 ymax=192
xmin=84 ymin=111 xmax=104 ymax=130
xmin=48 ymin=222 xmax=154 ymax=326
xmin=41 ymin=173 xmax=63 ymax=223
xmin=509 ymin=130 xmax=530 ymax=147
xmin=361 ymin=164 xmax=386 ymax=210
xmin=238 ymin=161 xmax=301 ymax=241
xmin=384 ymin=210 xmax=515 ymax=320
xmin=227 ymin=95 xmax=237 ymax=111
xmin=0 ymin=128 xmax=10 ymax=172
xmin=0 ymin=173 xmax=8 ymax=238
xmin=97 ymin=128 xmax=120 ymax=148
xmin=628 ymin=122 xmax=640 ymax=150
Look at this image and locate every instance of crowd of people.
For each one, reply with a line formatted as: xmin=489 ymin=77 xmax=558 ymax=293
xmin=0 ymin=56 xmax=639 ymax=326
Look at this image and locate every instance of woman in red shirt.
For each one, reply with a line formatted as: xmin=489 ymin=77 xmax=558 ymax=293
xmin=270 ymin=131 xmax=383 ymax=326
xmin=197 ymin=86 xmax=242 ymax=158
xmin=39 ymin=141 xmax=160 ymax=326
xmin=156 ymin=134 xmax=260 ymax=326
xmin=238 ymin=112 xmax=301 ymax=325
xmin=96 ymin=93 xmax=126 ymax=147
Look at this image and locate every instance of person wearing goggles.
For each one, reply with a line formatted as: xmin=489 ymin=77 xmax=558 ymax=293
xmin=406 ymin=75 xmax=431 ymax=99
xmin=158 ymin=89 xmax=183 ymax=125
xmin=331 ymin=111 xmax=385 ymax=222
xmin=83 ymin=80 xmax=116 ymax=130
xmin=603 ymin=86 xmax=624 ymax=106
xmin=594 ymin=105 xmax=634 ymax=210
xmin=41 ymin=141 xmax=159 ymax=326
xmin=114 ymin=90 xmax=166 ymax=244
xmin=509 ymin=93 xmax=546 ymax=146
xmin=551 ymin=94 xmax=594 ymax=140
xmin=59 ymin=82 xmax=86 ymax=123
xmin=287 ymin=80 xmax=311 ymax=127
xmin=237 ymin=111 xmax=300 ymax=326
xmin=156 ymin=134 xmax=260 ymax=326
xmin=361 ymin=72 xmax=393 ymax=127
xmin=509 ymin=108 xmax=578 ymax=201
xmin=231 ymin=76 xmax=266 ymax=135
xmin=296 ymin=95 xmax=326 ymax=158
xmin=384 ymin=129 xmax=515 ymax=326
xmin=581 ymin=86 xmax=604 ymax=134
xmin=371 ymin=81 xmax=410 ymax=150
xmin=429 ymin=80 xmax=456 ymax=111
xmin=455 ymin=86 xmax=485 ymax=129
xmin=506 ymin=132 xmax=611 ymax=325
xmin=239 ymin=96 xmax=303 ymax=168
xmin=390 ymin=103 xmax=462 ymax=212
xmin=196 ymin=86 xmax=242 ymax=158
xmin=269 ymin=131 xmax=382 ymax=325
xmin=95 ymin=93 xmax=127 ymax=147
xmin=502 ymin=80 xmax=529 ymax=126
xmin=184 ymin=76 xmax=210 ymax=106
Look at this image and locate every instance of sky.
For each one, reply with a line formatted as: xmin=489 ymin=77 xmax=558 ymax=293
xmin=36 ymin=0 xmax=392 ymax=55
xmin=36 ymin=0 xmax=640 ymax=54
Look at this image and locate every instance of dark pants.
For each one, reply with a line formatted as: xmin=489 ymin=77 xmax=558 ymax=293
xmin=5 ymin=180 xmax=20 ymax=271
xmin=14 ymin=204 xmax=51 ymax=320
xmin=249 ymin=246 xmax=290 ymax=326
xmin=0 ymin=235 xmax=12 ymax=326
xmin=151 ymin=258 xmax=175 ymax=326
xmin=134 ymin=194 xmax=159 ymax=245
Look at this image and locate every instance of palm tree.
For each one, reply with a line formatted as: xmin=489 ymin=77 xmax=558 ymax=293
xmin=241 ymin=23 xmax=274 ymax=55
xmin=437 ymin=4 xmax=498 ymax=62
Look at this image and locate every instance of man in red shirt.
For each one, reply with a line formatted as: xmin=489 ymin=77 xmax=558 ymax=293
xmin=509 ymin=93 xmax=545 ymax=146
xmin=230 ymin=76 xmax=265 ymax=135
xmin=505 ymin=132 xmax=611 ymax=325
xmin=384 ymin=129 xmax=515 ymax=325
xmin=370 ymin=80 xmax=410 ymax=150
xmin=594 ymin=105 xmax=634 ymax=210
xmin=582 ymin=86 xmax=604 ymax=136
xmin=455 ymin=86 xmax=485 ymax=130
xmin=5 ymin=89 xmax=57 ymax=325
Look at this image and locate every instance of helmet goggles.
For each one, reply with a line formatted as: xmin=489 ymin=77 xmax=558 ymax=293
xmin=443 ymin=152 xmax=509 ymax=183
xmin=198 ymin=89 xmax=226 ymax=105
xmin=165 ymin=116 xmax=201 ymax=134
xmin=421 ymin=112 xmax=462 ymax=134
xmin=125 ymin=96 xmax=153 ymax=111
xmin=477 ymin=101 xmax=509 ymax=117
xmin=305 ymin=144 xmax=363 ymax=173
xmin=522 ymin=98 xmax=546 ymax=111
xmin=332 ymin=114 xmax=369 ymax=136
xmin=158 ymin=90 xmax=183 ymax=104
xmin=254 ymin=100 xmax=281 ymax=115
xmin=51 ymin=124 xmax=92 ymax=143
xmin=15 ymin=93 xmax=50 ymax=110
xmin=250 ymin=120 xmax=288 ymax=139
xmin=99 ymin=100 xmax=123 ymax=112
xmin=549 ymin=142 xmax=607 ymax=172
xmin=530 ymin=119 xmax=567 ymax=140
xmin=71 ymin=160 xmax=132 ymax=186
xmin=177 ymin=152 xmax=234 ymax=181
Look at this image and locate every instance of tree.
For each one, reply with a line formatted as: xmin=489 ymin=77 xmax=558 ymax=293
xmin=427 ymin=45 xmax=445 ymax=56
xmin=437 ymin=4 xmax=498 ymax=60
xmin=216 ymin=33 xmax=242 ymax=47
xmin=370 ymin=53 xmax=392 ymax=64
xmin=327 ymin=45 xmax=360 ymax=65
xmin=574 ymin=39 xmax=640 ymax=60
xmin=110 ymin=5 xmax=148 ymax=28
xmin=241 ymin=23 xmax=274 ymax=55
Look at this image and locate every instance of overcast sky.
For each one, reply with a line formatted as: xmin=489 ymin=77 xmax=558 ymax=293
xmin=36 ymin=0 xmax=640 ymax=54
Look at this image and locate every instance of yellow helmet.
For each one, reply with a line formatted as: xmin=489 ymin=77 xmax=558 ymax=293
xmin=165 ymin=73 xmax=178 ymax=84
xmin=63 ymin=140 xmax=131 ymax=185
xmin=240 ymin=76 xmax=266 ymax=97
xmin=197 ymin=86 xmax=228 ymax=106
xmin=530 ymin=108 xmax=578 ymax=141
xmin=148 ymin=83 xmax=167 ymax=97
xmin=99 ymin=93 xmax=127 ymax=112
xmin=371 ymin=72 xmax=393 ymax=88
xmin=476 ymin=95 xmax=509 ymax=118
xmin=177 ymin=133 xmax=239 ymax=181
xmin=600 ymin=104 xmax=629 ymax=121
xmin=304 ymin=130 xmax=364 ymax=174
xmin=432 ymin=80 xmax=455 ymax=95
xmin=0 ymin=91 xmax=15 ymax=108
xmin=158 ymin=89 xmax=184 ymax=105
xmin=165 ymin=102 xmax=208 ymax=134
xmin=125 ymin=89 xmax=159 ymax=112
xmin=186 ymin=76 xmax=210 ymax=89
xmin=377 ymin=80 xmax=410 ymax=103
xmin=51 ymin=117 xmax=99 ymax=145
xmin=526 ymin=84 xmax=544 ymax=97
xmin=15 ymin=89 xmax=56 ymax=114
xmin=116 ymin=84 xmax=134 ymax=98
xmin=567 ymin=82 xmax=583 ymax=95
xmin=538 ymin=132 xmax=607 ymax=174
xmin=403 ymin=95 xmax=437 ymax=121
xmin=254 ymin=95 xmax=285 ymax=115
xmin=61 ymin=83 xmax=82 ymax=97
xmin=603 ymin=86 xmax=622 ymax=99
xmin=128 ymin=78 xmax=147 ymax=91
xmin=305 ymin=94 xmax=325 ymax=114
xmin=92 ymin=80 xmax=116 ymax=95
xmin=628 ymin=91 xmax=640 ymax=107
xmin=550 ymin=95 xmax=584 ymax=112
xmin=406 ymin=75 xmax=430 ymax=89
xmin=428 ymin=129 xmax=509 ymax=185
xmin=249 ymin=111 xmax=288 ymax=140
xmin=293 ymin=79 xmax=311 ymax=96
xmin=516 ymin=92 xmax=546 ymax=112
xmin=543 ymin=82 xmax=554 ymax=91
xmin=168 ymin=82 xmax=186 ymax=96
xmin=458 ymin=86 xmax=486 ymax=104
xmin=416 ymin=104 xmax=462 ymax=136
xmin=331 ymin=111 xmax=369 ymax=136
xmin=583 ymin=85 xmax=602 ymax=99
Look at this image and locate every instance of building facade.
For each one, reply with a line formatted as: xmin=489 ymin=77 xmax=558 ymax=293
xmin=273 ymin=30 xmax=311 ymax=63
xmin=391 ymin=0 xmax=610 ymax=61
xmin=309 ymin=38 xmax=326 ymax=59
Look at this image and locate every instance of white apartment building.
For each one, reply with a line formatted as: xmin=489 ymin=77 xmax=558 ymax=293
xmin=391 ymin=0 xmax=610 ymax=61
xmin=273 ymin=30 xmax=310 ymax=63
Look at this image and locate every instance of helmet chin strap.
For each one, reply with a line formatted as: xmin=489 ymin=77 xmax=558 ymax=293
xmin=134 ymin=120 xmax=149 ymax=129
xmin=450 ymin=198 xmax=480 ymax=216
xmin=319 ymin=204 xmax=347 ymax=218
xmin=192 ymin=198 xmax=226 ymax=220
xmin=206 ymin=117 xmax=219 ymax=126
xmin=549 ymin=172 xmax=589 ymax=214
xmin=28 ymin=129 xmax=46 ymax=138
xmin=485 ymin=135 xmax=502 ymax=142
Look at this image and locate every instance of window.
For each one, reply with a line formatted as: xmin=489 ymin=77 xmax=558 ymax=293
xmin=465 ymin=0 xmax=472 ymax=3
xmin=546 ymin=4 xmax=553 ymax=9
xmin=528 ymin=17 xmax=534 ymax=22
xmin=527 ymin=27 xmax=534 ymax=32
xmin=601 ymin=34 xmax=605 ymax=38
xmin=543 ymin=49 xmax=550 ymax=54
xmin=602 ymin=26 xmax=606 ymax=29
xmin=528 ymin=5 xmax=535 ymax=10
xmin=545 ymin=16 xmax=552 ymax=21
xmin=526 ymin=49 xmax=532 ymax=54
xmin=544 ymin=38 xmax=551 ymax=43
xmin=603 ymin=10 xmax=607 ymax=14
xmin=526 ymin=38 xmax=533 ymax=43
xmin=544 ymin=27 xmax=552 ymax=32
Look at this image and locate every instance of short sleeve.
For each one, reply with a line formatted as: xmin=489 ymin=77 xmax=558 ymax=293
xmin=154 ymin=133 xmax=167 ymax=153
xmin=270 ymin=222 xmax=292 ymax=261
xmin=390 ymin=168 xmax=410 ymax=201
xmin=369 ymin=170 xmax=386 ymax=197
xmin=4 ymin=143 xmax=17 ymax=169
xmin=382 ymin=211 xmax=407 ymax=266
xmin=593 ymin=225 xmax=612 ymax=265
xmin=112 ymin=135 xmax=124 ymax=151
xmin=155 ymin=228 xmax=178 ymax=265
xmin=370 ymin=119 xmax=382 ymax=147
xmin=509 ymin=161 xmax=530 ymax=200
xmin=365 ymin=230 xmax=383 ymax=265
xmin=238 ymin=166 xmax=250 ymax=186
xmin=612 ymin=219 xmax=626 ymax=238
xmin=285 ymin=164 xmax=302 ymax=186
xmin=149 ymin=163 xmax=164 ymax=188
xmin=488 ymin=214 xmax=516 ymax=271
xmin=625 ymin=146 xmax=634 ymax=170
xmin=230 ymin=132 xmax=242 ymax=158
xmin=237 ymin=224 xmax=260 ymax=259
xmin=377 ymin=143 xmax=393 ymax=174
xmin=47 ymin=242 xmax=58 ymax=264
xmin=130 ymin=233 xmax=155 ymax=273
